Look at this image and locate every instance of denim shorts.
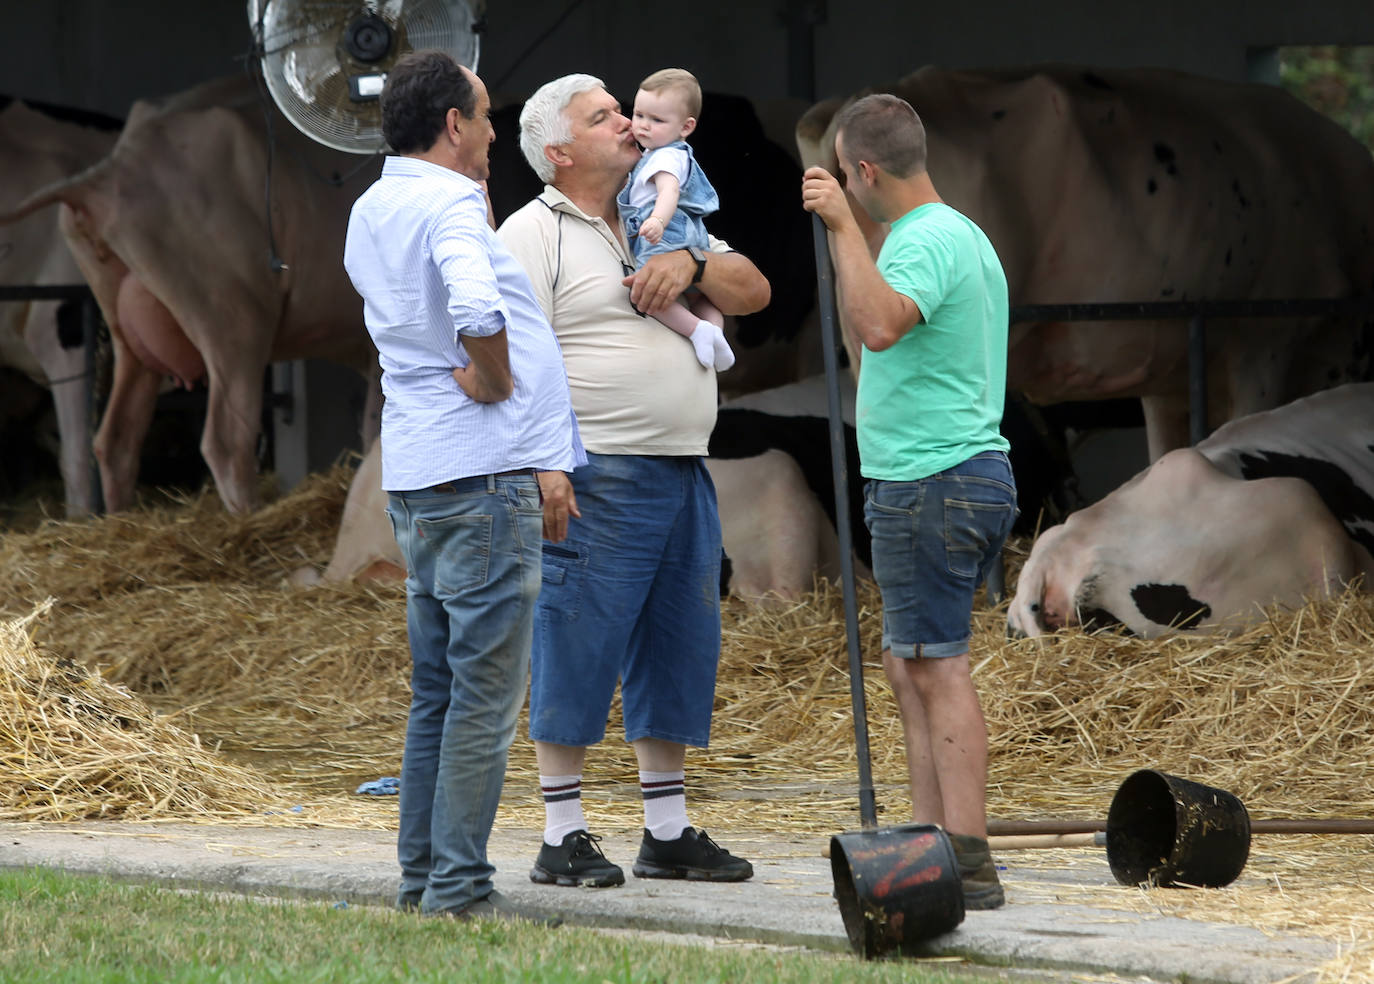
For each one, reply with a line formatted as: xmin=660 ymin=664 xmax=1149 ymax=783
xmin=863 ymin=450 xmax=1017 ymax=659
xmin=529 ymin=454 xmax=722 ymax=747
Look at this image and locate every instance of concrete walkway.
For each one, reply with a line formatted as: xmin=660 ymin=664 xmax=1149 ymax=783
xmin=0 ymin=821 xmax=1334 ymax=984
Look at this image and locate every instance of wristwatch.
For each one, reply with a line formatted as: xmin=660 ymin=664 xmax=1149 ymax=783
xmin=686 ymin=245 xmax=707 ymax=285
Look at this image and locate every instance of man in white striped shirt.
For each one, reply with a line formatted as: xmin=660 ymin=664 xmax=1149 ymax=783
xmin=343 ymin=50 xmax=584 ymax=922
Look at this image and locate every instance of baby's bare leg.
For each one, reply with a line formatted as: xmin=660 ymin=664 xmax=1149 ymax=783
xmin=689 ymin=294 xmax=725 ymax=330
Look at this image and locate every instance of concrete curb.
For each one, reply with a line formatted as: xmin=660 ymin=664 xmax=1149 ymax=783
xmin=0 ymin=821 xmax=1334 ymax=983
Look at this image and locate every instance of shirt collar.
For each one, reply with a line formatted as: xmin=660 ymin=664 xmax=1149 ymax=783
xmin=537 ymin=184 xmax=590 ymax=218
xmin=537 ymin=184 xmax=632 ymax=260
xmin=383 ymin=154 xmax=481 ymax=192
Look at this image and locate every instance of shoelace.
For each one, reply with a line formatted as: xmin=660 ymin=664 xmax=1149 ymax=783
xmin=695 ymin=829 xmax=725 ymax=856
xmin=570 ymin=831 xmax=609 ymax=859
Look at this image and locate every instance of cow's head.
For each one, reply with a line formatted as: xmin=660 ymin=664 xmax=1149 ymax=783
xmin=1005 ymin=523 xmax=1087 ymax=638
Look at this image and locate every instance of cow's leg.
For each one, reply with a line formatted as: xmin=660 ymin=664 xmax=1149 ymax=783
xmin=56 ymin=205 xmax=144 ymax=511
xmin=24 ymin=302 xmax=96 ymax=515
xmin=1140 ymin=394 xmax=1189 ymax=460
xmin=92 ymin=329 xmax=161 ymax=513
xmin=198 ymin=360 xmax=267 ymax=514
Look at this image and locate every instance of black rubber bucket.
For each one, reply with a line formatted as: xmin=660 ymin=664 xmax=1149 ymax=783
xmin=1106 ymin=769 xmax=1251 ymax=888
xmin=830 ymin=823 xmax=965 ymax=957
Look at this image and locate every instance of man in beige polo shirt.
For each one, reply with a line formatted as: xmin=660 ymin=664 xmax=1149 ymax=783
xmin=499 ymin=73 xmax=771 ymax=889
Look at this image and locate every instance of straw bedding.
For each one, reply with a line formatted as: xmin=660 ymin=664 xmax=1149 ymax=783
xmin=2 ymin=467 xmax=1372 ymax=979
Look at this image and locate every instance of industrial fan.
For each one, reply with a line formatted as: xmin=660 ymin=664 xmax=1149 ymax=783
xmin=249 ymin=0 xmax=484 ymax=154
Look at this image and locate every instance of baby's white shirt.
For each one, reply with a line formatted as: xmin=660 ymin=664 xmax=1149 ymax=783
xmin=624 ymin=145 xmax=690 ymax=209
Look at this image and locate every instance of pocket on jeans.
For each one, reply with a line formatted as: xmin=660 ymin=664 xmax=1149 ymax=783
xmin=538 ymin=542 xmax=583 ymax=622
xmin=513 ymin=484 xmax=542 ymax=515
xmin=417 ymin=513 xmax=492 ymax=594
xmin=944 ymin=498 xmax=1013 ymax=579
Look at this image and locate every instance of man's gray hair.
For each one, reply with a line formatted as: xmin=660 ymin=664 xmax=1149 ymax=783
xmin=519 ymin=73 xmax=606 ymax=183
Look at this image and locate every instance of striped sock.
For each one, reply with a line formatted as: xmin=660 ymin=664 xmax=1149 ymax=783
xmin=540 ymin=774 xmax=586 ymax=846
xmin=640 ymin=770 xmax=689 ymax=841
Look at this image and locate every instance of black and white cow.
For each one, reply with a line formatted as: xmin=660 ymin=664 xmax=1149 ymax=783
xmin=1007 ymin=383 xmax=1374 ymax=638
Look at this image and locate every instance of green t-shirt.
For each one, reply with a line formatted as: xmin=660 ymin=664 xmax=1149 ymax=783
xmin=857 ymin=201 xmax=1010 ymax=480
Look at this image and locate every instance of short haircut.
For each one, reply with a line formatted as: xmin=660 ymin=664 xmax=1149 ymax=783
xmin=380 ymin=50 xmax=476 ymax=155
xmin=518 ymin=73 xmax=606 ymax=183
xmin=639 ymin=68 xmax=702 ymax=119
xmin=833 ymin=93 xmax=927 ymax=179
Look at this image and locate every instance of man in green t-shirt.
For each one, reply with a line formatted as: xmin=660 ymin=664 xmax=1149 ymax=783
xmin=802 ymin=94 xmax=1016 ymax=910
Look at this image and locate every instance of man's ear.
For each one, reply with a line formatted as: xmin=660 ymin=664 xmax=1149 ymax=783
xmin=544 ymin=143 xmax=572 ymax=170
xmin=446 ymin=107 xmax=463 ymax=145
xmin=680 ymin=116 xmax=697 ymax=139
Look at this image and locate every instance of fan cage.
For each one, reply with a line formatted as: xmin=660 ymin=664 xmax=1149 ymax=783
xmin=256 ymin=0 xmax=481 ymax=154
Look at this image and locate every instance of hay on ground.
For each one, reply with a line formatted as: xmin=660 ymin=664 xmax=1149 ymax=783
xmin=0 ymin=599 xmax=284 ymax=821
xmin=3 ymin=470 xmax=1374 ymax=980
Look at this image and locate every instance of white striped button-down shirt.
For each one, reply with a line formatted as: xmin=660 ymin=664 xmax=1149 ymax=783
xmin=344 ymin=156 xmax=583 ymax=491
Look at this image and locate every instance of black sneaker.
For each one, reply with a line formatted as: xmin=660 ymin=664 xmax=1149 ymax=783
xmin=530 ymin=830 xmax=625 ymax=887
xmin=632 ymin=827 xmax=754 ymax=882
xmin=948 ymin=832 xmax=1006 ymax=910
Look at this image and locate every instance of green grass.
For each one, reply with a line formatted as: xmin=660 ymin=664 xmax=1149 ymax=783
xmin=0 ymin=868 xmax=1033 ymax=984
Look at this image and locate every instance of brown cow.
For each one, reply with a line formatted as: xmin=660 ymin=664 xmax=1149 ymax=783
xmin=1 ymin=99 xmax=118 ymax=515
xmin=797 ymin=65 xmax=1374 ymax=460
xmin=1 ymin=76 xmax=380 ymax=514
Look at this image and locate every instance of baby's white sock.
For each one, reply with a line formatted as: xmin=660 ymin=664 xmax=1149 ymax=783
xmin=710 ymin=325 xmax=736 ymax=371
xmin=688 ymin=321 xmax=717 ymax=369
xmin=689 ymin=321 xmax=736 ymax=372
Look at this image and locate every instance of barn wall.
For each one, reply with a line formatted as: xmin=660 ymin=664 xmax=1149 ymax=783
xmin=4 ymin=1 xmax=1374 ymax=119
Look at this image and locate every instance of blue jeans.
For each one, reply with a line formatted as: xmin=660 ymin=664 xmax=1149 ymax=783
xmin=386 ymin=472 xmax=543 ymax=914
xmin=864 ymin=451 xmax=1017 ymax=659
xmin=529 ymin=454 xmax=722 ymax=747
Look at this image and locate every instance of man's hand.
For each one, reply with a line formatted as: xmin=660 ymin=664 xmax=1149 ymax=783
xmin=623 ymin=249 xmax=694 ymax=315
xmin=451 ymin=329 xmax=513 ymax=402
xmin=451 ymin=363 xmax=508 ymax=402
xmin=536 ymin=470 xmax=580 ymax=543
xmin=801 ymin=166 xmax=858 ymax=233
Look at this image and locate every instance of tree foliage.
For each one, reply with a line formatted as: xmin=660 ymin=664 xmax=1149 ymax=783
xmin=1279 ymin=45 xmax=1374 ymax=152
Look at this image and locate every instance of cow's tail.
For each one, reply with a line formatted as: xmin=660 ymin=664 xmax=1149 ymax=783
xmin=0 ymin=158 xmax=110 ymax=226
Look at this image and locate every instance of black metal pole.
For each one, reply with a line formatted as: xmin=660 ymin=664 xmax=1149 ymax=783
xmin=811 ymin=213 xmax=878 ymax=830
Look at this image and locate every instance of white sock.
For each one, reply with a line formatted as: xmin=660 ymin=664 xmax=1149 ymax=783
xmin=540 ymin=773 xmax=586 ymax=846
xmin=709 ymin=324 xmax=736 ymax=372
xmin=688 ymin=321 xmax=717 ymax=369
xmin=640 ymin=769 xmax=689 ymax=841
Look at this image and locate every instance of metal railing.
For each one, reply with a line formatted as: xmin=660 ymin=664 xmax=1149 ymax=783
xmin=1009 ymin=296 xmax=1374 ymax=446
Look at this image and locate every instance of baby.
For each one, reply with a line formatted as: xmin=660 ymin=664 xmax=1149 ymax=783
xmin=617 ymin=68 xmax=735 ymax=371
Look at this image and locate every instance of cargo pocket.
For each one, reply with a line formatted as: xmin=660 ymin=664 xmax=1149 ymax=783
xmin=538 ymin=542 xmax=584 ymax=622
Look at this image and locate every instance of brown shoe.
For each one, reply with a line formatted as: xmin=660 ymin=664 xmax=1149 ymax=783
xmin=949 ymin=832 xmax=1006 ymax=910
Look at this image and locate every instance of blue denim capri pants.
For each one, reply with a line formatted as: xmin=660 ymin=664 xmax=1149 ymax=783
xmin=529 ymin=453 xmax=722 ymax=748
xmin=863 ymin=450 xmax=1017 ymax=660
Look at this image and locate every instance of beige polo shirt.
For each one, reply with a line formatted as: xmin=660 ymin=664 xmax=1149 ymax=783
xmin=498 ymin=186 xmax=728 ymax=456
